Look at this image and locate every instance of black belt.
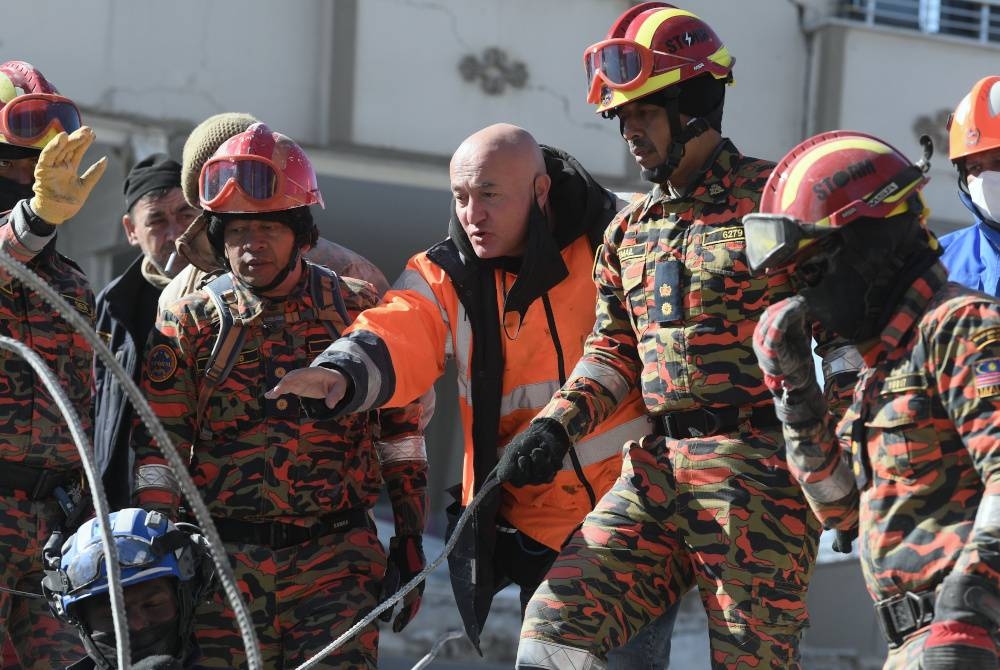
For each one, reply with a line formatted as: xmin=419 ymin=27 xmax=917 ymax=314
xmin=652 ymin=405 xmax=780 ymax=439
xmin=0 ymin=462 xmax=79 ymax=500
xmin=874 ymin=589 xmax=936 ymax=648
xmin=210 ymin=508 xmax=373 ymax=550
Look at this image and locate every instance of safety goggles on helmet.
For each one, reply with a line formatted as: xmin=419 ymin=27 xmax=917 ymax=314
xmin=200 ymin=154 xmax=322 ymax=213
xmin=744 ymin=162 xmax=928 ymax=273
xmin=0 ymin=94 xmax=81 ymax=148
xmin=64 ymin=535 xmax=164 ymax=593
xmin=583 ymin=37 xmax=732 ymax=106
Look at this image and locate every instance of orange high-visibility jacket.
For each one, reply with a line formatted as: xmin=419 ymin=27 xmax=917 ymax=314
xmin=316 ymin=230 xmax=649 ymax=550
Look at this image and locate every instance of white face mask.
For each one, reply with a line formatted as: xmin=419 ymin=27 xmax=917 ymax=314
xmin=968 ymin=170 xmax=1000 ymax=223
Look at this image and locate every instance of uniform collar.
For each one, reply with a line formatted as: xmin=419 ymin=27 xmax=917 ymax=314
xmin=862 ymin=261 xmax=948 ymax=366
xmin=646 ymin=138 xmax=740 ymax=207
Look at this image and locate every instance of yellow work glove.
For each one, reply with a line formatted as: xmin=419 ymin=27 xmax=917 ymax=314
xmin=29 ymin=126 xmax=108 ymax=225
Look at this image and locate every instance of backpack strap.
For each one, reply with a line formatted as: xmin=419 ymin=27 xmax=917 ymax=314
xmin=194 ymin=274 xmax=247 ymax=442
xmin=307 ymin=263 xmax=352 ymax=338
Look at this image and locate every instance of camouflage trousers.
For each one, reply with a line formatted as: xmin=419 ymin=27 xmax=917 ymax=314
xmin=519 ymin=430 xmax=821 ymax=669
xmin=0 ymin=494 xmax=85 ymax=669
xmin=195 ymin=520 xmax=386 ymax=670
xmin=882 ymin=626 xmax=1000 ymax=669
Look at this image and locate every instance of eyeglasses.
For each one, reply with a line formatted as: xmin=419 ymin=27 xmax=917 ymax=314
xmin=65 ymin=536 xmax=160 ymax=592
xmin=0 ymin=94 xmax=81 ymax=147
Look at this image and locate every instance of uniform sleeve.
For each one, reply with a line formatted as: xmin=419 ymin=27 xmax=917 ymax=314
xmin=0 ymin=201 xmax=56 ymax=288
xmin=781 ymin=398 xmax=861 ymax=532
xmin=130 ymin=299 xmax=201 ymax=513
xmin=312 ymin=256 xmax=451 ymax=416
xmin=931 ymin=300 xmax=1000 ymax=588
xmin=376 ymin=389 xmax=431 ymax=537
xmin=538 ymin=215 xmax=642 ymax=443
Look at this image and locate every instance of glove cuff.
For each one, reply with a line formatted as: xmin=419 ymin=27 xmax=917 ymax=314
xmin=935 ymin=574 xmax=1000 ymax=629
xmin=531 ymin=417 xmax=571 ymax=449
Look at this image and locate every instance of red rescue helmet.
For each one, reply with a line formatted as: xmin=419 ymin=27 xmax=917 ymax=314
xmin=744 ymin=130 xmax=931 ymax=272
xmin=0 ymin=61 xmax=81 ymax=155
xmin=583 ymin=4 xmax=734 ymax=115
xmin=199 ymin=122 xmax=324 ymax=214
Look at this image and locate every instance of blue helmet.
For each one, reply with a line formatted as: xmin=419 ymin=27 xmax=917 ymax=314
xmin=47 ymin=508 xmax=210 ymax=622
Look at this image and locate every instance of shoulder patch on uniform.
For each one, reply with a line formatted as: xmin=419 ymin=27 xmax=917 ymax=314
xmin=972 ymin=326 xmax=1000 ymax=350
xmin=974 ymin=357 xmax=1000 ymax=398
xmin=880 ymin=372 xmax=927 ymax=395
xmin=702 ymin=227 xmax=745 ymax=247
xmin=147 ymin=344 xmax=178 ymax=383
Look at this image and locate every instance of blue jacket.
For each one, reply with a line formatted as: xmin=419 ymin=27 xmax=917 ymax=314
xmin=939 ymin=190 xmax=1000 ymax=297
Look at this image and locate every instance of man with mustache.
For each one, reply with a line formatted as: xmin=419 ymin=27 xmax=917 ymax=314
xmin=506 ymin=4 xmax=858 ymax=669
xmin=130 ymin=122 xmax=428 ymax=669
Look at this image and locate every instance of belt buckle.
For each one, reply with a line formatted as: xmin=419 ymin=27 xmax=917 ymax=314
xmin=694 ymin=409 xmax=722 ymax=438
xmin=875 ymin=593 xmax=916 ymax=649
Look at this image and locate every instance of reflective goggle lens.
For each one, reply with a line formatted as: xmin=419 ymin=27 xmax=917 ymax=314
xmin=65 ymin=536 xmax=159 ymax=591
xmin=743 ymin=214 xmax=804 ymax=272
xmin=4 ymin=97 xmax=81 ymax=141
xmin=587 ymin=43 xmax=644 ymax=87
xmin=201 ymin=158 xmax=279 ymax=204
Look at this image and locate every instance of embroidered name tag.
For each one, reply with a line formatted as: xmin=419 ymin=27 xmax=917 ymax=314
xmin=701 ymin=227 xmax=745 ymax=248
xmin=880 ymin=372 xmax=926 ymax=395
xmin=617 ymin=245 xmax=644 ymax=262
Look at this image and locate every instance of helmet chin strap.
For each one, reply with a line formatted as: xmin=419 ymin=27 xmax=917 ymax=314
xmin=237 ymin=247 xmax=302 ymax=296
xmin=623 ymin=91 xmax=715 ymax=185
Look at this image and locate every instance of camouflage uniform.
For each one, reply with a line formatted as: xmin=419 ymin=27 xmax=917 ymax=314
xmin=132 ymin=260 xmax=428 ymax=669
xmin=520 ymin=141 xmax=829 ymax=668
xmin=782 ymin=262 xmax=1000 ymax=666
xmin=0 ymin=201 xmax=90 ymax=669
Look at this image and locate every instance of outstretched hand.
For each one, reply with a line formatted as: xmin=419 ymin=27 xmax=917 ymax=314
xmin=265 ymin=366 xmax=349 ymax=409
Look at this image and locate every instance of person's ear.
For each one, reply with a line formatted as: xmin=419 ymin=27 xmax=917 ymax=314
xmin=533 ymin=173 xmax=551 ymax=210
xmin=122 ymin=213 xmax=140 ymax=246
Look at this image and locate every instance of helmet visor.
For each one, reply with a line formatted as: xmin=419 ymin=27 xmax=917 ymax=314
xmin=200 ymin=156 xmax=280 ymax=208
xmin=65 ymin=536 xmax=160 ymax=593
xmin=0 ymin=94 xmax=81 ymax=146
xmin=742 ymin=213 xmax=807 ymax=272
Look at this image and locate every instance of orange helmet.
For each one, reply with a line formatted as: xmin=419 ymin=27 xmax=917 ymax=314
xmin=583 ymin=4 xmax=734 ymax=115
xmin=0 ymin=61 xmax=80 ymax=154
xmin=744 ymin=131 xmax=931 ymax=272
xmin=948 ymin=75 xmax=1000 ymax=163
xmin=199 ymin=122 xmax=324 ymax=214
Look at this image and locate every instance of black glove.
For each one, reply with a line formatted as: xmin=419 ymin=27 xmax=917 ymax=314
xmin=132 ymin=657 xmax=182 ymax=670
xmin=922 ymin=575 xmax=1000 ymax=669
xmin=379 ymin=535 xmax=426 ymax=632
xmin=497 ymin=418 xmax=571 ymax=487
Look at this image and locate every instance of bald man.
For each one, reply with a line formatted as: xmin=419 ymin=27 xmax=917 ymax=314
xmin=268 ymin=124 xmax=676 ymax=667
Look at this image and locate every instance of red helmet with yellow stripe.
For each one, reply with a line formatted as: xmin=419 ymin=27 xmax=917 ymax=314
xmin=583 ymin=4 xmax=734 ymax=115
xmin=743 ymin=131 xmax=931 ymax=273
xmin=0 ymin=61 xmax=81 ymax=155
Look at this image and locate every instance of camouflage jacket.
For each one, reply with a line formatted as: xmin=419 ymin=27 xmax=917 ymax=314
xmin=0 ymin=200 xmax=93 ymax=469
xmin=786 ymin=262 xmax=1000 ymax=603
xmin=132 ymin=261 xmax=428 ymax=535
xmin=540 ymin=140 xmax=802 ymax=438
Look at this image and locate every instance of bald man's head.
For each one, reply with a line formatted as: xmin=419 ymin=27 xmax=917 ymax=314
xmin=450 ymin=124 xmax=551 ymax=259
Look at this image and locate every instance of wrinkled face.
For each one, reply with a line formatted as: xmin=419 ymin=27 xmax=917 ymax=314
xmin=223 ymin=218 xmax=297 ymax=288
xmin=0 ymin=156 xmax=37 ymax=185
xmin=123 ymin=188 xmax=198 ymax=277
xmin=79 ymin=577 xmax=178 ymax=634
xmin=450 ymin=150 xmax=537 ymax=259
xmin=616 ymin=101 xmax=673 ymax=172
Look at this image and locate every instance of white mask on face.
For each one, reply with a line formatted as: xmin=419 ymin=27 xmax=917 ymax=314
xmin=968 ymin=171 xmax=1000 ymax=224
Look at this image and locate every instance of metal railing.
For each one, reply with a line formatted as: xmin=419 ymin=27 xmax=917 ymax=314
xmin=838 ymin=0 xmax=1000 ymax=44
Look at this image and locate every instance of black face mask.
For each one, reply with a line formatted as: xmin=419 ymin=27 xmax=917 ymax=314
xmin=794 ymin=217 xmax=939 ymax=343
xmin=0 ymin=177 xmax=34 ymax=212
xmin=88 ymin=618 xmax=182 ymax=669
